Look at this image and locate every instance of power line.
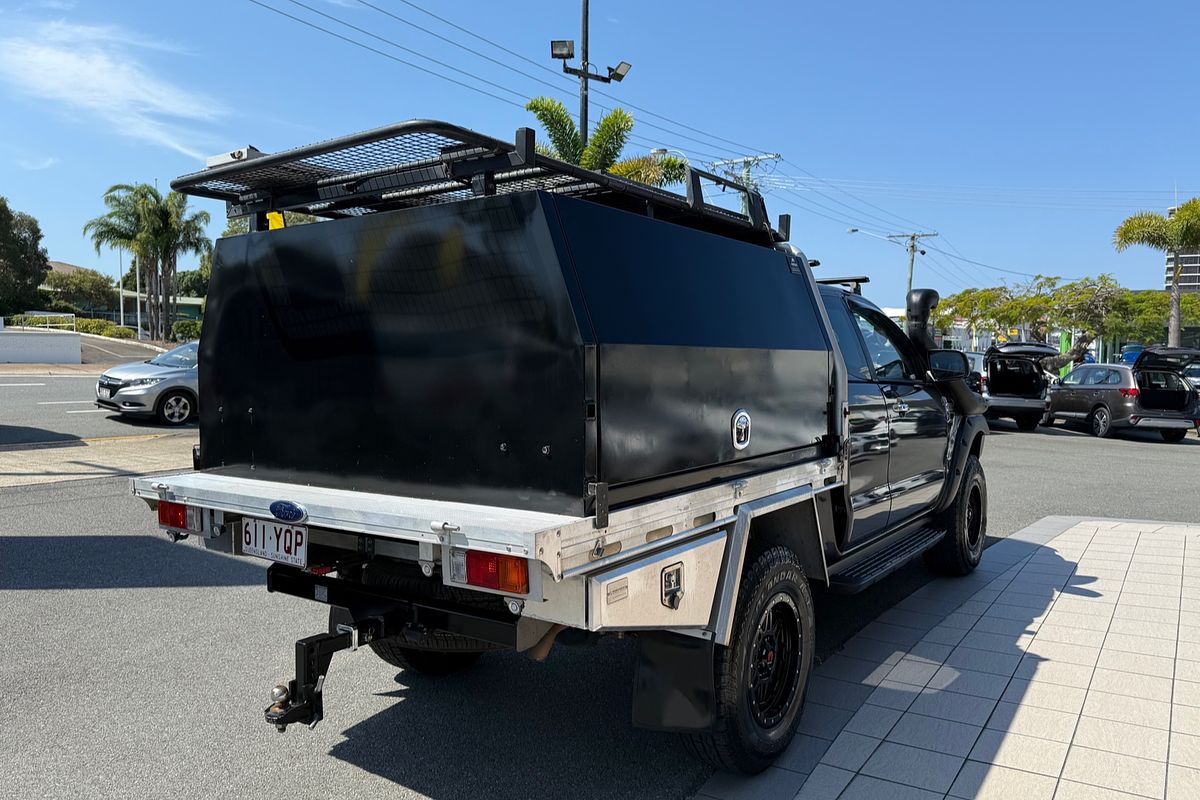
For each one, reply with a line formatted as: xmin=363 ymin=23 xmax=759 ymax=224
xmin=921 ymin=242 xmax=1046 ymax=279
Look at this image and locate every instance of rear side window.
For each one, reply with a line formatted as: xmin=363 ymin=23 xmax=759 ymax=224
xmin=819 ymin=295 xmax=872 ymax=381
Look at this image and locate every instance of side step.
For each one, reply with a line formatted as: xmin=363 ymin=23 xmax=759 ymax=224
xmin=827 ymin=526 xmax=945 ymax=594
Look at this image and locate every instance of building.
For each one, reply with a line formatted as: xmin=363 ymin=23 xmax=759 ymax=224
xmin=1163 ymin=206 xmax=1200 ymax=294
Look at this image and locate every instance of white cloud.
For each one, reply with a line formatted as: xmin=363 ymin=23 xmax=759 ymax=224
xmin=16 ymin=155 xmax=59 ymax=170
xmin=0 ymin=22 xmax=221 ymax=159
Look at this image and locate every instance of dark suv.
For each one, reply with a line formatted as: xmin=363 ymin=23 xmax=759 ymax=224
xmin=1045 ymin=347 xmax=1200 ymax=441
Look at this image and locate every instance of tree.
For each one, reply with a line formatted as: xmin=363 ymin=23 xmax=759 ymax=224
xmin=1105 ymin=288 xmax=1200 ymax=345
xmin=525 ymin=97 xmax=689 ymax=187
xmin=1113 ymin=197 xmax=1200 ymax=347
xmin=84 ymin=184 xmax=211 ymax=338
xmin=1041 ymin=275 xmax=1124 ymax=369
xmin=0 ymin=197 xmax=51 ymax=316
xmin=176 ymin=269 xmax=207 ymax=297
xmin=44 ymin=268 xmax=117 ymax=310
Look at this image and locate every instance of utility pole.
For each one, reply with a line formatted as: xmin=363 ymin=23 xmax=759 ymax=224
xmin=551 ymin=2 xmax=631 ymax=147
xmin=710 ymin=153 xmax=781 ymax=214
xmin=118 ymin=248 xmax=124 ymax=328
xmin=888 ymin=232 xmax=939 ymax=296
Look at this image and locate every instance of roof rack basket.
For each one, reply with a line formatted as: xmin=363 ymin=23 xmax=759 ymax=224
xmin=172 ymin=120 xmax=785 ymax=243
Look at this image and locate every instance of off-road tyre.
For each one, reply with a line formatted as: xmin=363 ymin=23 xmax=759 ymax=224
xmin=1016 ymin=414 xmax=1040 ymax=431
xmin=683 ymin=545 xmax=815 ymax=775
xmin=367 ymin=640 xmax=483 ymax=676
xmin=156 ymin=390 xmax=195 ymax=426
xmin=1089 ymin=405 xmax=1114 ymax=438
xmin=329 ymin=565 xmax=502 ymax=675
xmin=1160 ymin=429 xmax=1188 ymax=443
xmin=925 ymin=455 xmax=987 ymax=576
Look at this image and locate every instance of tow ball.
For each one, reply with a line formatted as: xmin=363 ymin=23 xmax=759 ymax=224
xmin=265 ymin=621 xmax=378 ymax=732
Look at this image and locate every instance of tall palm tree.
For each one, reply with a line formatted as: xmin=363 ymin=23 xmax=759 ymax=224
xmin=525 ymin=97 xmax=688 ymax=187
xmin=84 ymin=184 xmax=161 ymax=336
xmin=1114 ymin=197 xmax=1200 ymax=347
xmin=156 ymin=192 xmax=211 ymax=331
xmin=84 ymin=184 xmax=211 ymax=338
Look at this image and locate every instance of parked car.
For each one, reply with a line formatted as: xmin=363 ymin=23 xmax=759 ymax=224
xmin=1120 ymin=343 xmax=1145 ymax=365
xmin=980 ymin=342 xmax=1058 ymax=430
xmin=1044 ymin=347 xmax=1200 ymax=441
xmin=129 ymin=119 xmax=990 ymax=775
xmin=95 ymin=341 xmax=199 ymax=425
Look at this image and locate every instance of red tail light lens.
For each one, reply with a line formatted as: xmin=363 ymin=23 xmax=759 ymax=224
xmin=157 ymin=500 xmax=200 ymax=531
xmin=464 ymin=550 xmax=529 ymax=594
xmin=1119 ymin=388 xmax=1139 ymax=398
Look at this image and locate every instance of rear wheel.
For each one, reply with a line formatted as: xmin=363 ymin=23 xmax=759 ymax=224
xmin=1016 ymin=414 xmax=1040 ymax=431
xmin=925 ymin=455 xmax=987 ymax=576
xmin=1089 ymin=406 xmax=1113 ymax=438
xmin=1161 ymin=429 xmax=1188 ymax=443
xmin=684 ymin=545 xmax=814 ymax=774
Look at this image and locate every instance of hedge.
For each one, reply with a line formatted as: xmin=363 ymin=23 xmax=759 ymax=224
xmin=76 ymin=318 xmax=115 ymax=335
xmin=171 ymin=320 xmax=202 ymax=341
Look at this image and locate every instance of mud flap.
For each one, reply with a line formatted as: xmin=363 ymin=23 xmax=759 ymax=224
xmin=632 ymin=631 xmax=716 ymax=731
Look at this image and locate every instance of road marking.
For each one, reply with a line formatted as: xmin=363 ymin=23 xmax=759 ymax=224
xmin=37 ymin=400 xmax=95 ymax=405
xmin=0 ymin=383 xmax=47 ymax=387
xmin=66 ymin=409 xmax=110 ymax=414
xmin=85 ymin=342 xmax=132 ymax=357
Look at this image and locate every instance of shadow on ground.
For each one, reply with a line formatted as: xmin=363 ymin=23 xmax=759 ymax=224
xmin=0 ymin=534 xmax=263 ymax=590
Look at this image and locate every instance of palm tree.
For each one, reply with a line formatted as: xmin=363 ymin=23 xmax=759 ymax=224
xmin=84 ymin=184 xmax=211 ymax=338
xmin=156 ymin=192 xmax=211 ymax=332
xmin=1114 ymin=197 xmax=1200 ymax=347
xmin=84 ymin=184 xmax=161 ymax=336
xmin=525 ymin=97 xmax=688 ymax=187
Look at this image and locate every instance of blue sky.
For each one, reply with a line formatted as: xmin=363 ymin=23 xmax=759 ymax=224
xmin=1 ymin=0 xmax=1196 ymax=307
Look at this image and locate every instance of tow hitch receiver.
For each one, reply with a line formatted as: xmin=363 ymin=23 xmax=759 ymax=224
xmin=265 ymin=620 xmax=379 ymax=732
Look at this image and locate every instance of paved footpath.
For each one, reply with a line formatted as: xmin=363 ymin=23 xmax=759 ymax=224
xmin=0 ymin=432 xmax=196 ymax=487
xmin=699 ymin=517 xmax=1200 ymax=800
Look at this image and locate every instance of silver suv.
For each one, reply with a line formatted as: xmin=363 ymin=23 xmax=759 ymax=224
xmin=95 ymin=341 xmax=199 ymax=425
xmin=1044 ymin=347 xmax=1200 ymax=441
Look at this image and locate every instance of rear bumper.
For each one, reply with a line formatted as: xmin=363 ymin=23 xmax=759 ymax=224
xmin=1130 ymin=417 xmax=1196 ymax=430
xmin=982 ymin=395 xmax=1046 ymax=413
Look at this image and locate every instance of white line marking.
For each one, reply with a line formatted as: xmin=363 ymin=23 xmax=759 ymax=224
xmin=66 ymin=409 xmax=110 ymax=414
xmin=0 ymin=383 xmax=47 ymax=387
xmin=85 ymin=343 xmax=127 ymax=357
xmin=37 ymin=400 xmax=95 ymax=405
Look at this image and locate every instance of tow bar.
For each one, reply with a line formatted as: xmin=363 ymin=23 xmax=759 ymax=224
xmin=265 ymin=620 xmax=380 ymax=732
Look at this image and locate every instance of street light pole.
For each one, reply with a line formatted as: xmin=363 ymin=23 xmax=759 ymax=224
xmin=552 ymin=2 xmax=631 ymax=147
xmin=579 ymin=0 xmax=589 ymax=147
xmin=848 ymin=228 xmax=939 ymax=296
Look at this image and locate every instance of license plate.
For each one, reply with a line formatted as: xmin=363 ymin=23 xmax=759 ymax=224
xmin=98 ymin=387 xmax=111 ymax=399
xmin=242 ymin=517 xmax=308 ymax=567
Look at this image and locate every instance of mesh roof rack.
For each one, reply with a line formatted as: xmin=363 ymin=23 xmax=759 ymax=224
xmin=172 ymin=120 xmax=788 ymax=243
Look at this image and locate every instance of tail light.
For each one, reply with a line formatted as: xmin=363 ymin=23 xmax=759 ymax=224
xmin=450 ymin=548 xmax=529 ymax=594
xmin=158 ymin=500 xmax=201 ymax=531
xmin=1119 ymin=388 xmax=1139 ymax=398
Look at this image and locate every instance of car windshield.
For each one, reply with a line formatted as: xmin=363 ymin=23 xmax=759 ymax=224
xmin=149 ymin=342 xmax=198 ymax=369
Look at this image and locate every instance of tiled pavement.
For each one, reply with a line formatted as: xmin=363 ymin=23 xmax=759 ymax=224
xmin=697 ymin=516 xmax=1200 ymax=800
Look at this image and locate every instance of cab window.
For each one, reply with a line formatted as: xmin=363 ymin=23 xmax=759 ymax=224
xmin=850 ymin=306 xmax=919 ymax=382
xmin=819 ymin=295 xmax=873 ymax=381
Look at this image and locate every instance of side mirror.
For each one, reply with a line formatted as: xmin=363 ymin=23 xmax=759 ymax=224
xmin=928 ymin=349 xmax=969 ymax=381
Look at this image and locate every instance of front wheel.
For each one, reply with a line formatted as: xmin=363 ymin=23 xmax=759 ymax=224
xmin=925 ymin=454 xmax=987 ymax=576
xmin=684 ymin=546 xmax=814 ymax=774
xmin=1161 ymin=429 xmax=1189 ymax=443
xmin=1089 ymin=406 xmax=1113 ymax=438
xmin=156 ymin=390 xmax=194 ymax=426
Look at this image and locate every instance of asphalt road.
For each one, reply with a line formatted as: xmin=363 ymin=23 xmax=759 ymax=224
xmin=1 ymin=425 xmax=1196 ymax=799
xmin=0 ymin=377 xmax=196 ymax=446
xmin=81 ymin=336 xmax=162 ymax=365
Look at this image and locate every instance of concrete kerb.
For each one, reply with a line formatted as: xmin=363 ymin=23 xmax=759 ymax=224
xmin=77 ymin=332 xmax=169 ymax=352
xmin=695 ymin=515 xmax=1200 ymax=799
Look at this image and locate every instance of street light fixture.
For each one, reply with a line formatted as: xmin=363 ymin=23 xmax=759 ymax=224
xmin=551 ymin=0 xmax=631 ymax=146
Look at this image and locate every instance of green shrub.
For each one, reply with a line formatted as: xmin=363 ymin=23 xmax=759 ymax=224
xmin=107 ymin=326 xmax=135 ymax=339
xmin=76 ymin=318 xmax=116 ymax=335
xmin=171 ymin=320 xmax=202 ymax=341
